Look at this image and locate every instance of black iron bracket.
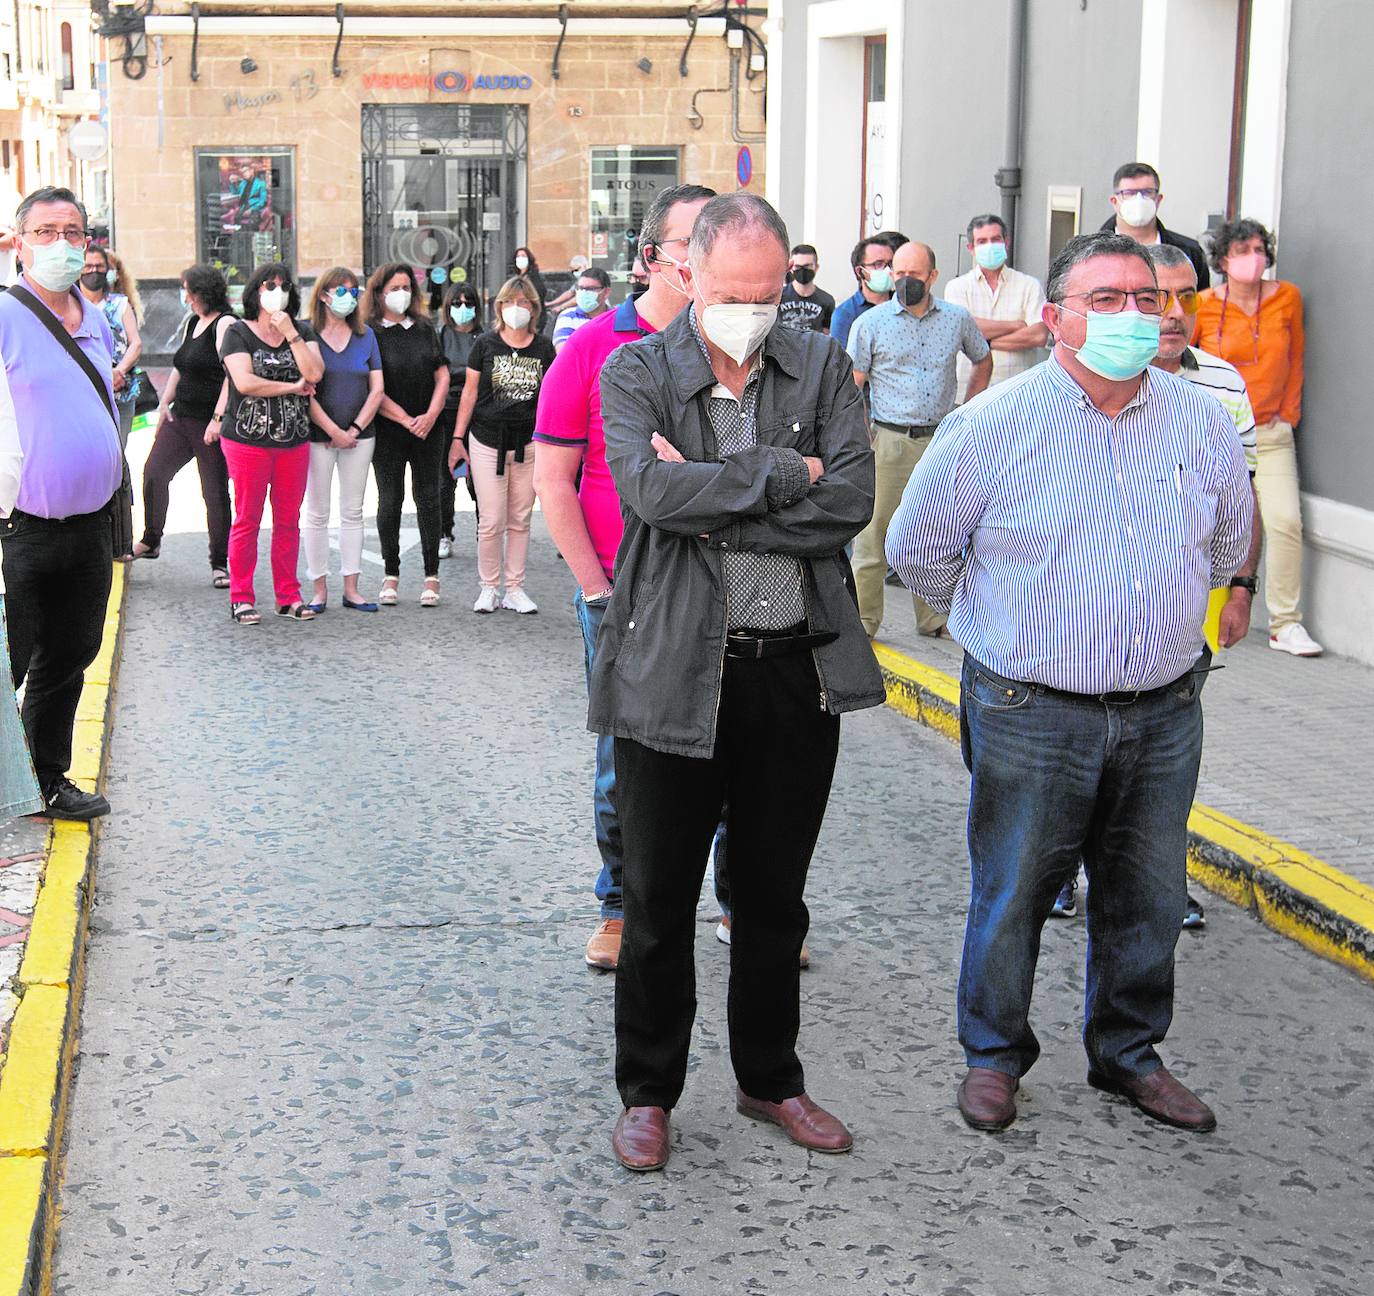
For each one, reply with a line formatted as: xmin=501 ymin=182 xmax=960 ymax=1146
xmin=552 ymin=5 xmax=569 ymax=81
xmin=680 ymin=6 xmax=699 ymax=78
xmin=189 ymin=2 xmax=201 ymax=82
xmin=332 ymin=4 xmax=346 ymax=78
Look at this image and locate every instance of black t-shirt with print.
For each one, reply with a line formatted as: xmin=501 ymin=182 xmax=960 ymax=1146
xmin=219 ymin=318 xmax=316 ymax=448
xmin=779 ymin=283 xmax=836 ymax=334
xmin=467 ymin=330 xmax=557 ymax=454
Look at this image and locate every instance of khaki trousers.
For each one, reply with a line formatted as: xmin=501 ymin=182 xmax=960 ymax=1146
xmin=853 ymin=426 xmax=946 ymax=638
xmin=1255 ymin=419 xmax=1304 ymax=632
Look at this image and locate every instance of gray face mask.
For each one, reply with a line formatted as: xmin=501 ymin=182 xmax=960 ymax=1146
xmin=896 ymin=276 xmax=927 ymax=307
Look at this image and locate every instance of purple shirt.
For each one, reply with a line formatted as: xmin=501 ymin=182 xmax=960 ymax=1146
xmin=0 ymin=277 xmax=122 ymax=519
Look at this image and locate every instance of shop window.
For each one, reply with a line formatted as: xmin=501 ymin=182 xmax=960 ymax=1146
xmin=194 ymin=148 xmax=296 ymax=289
xmin=588 ymin=147 xmax=680 ymax=290
xmin=60 ymin=22 xmax=74 ymax=91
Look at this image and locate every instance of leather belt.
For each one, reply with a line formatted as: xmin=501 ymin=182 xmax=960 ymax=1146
xmin=875 ymin=420 xmax=939 ymax=438
xmin=725 ymin=626 xmax=840 ymax=659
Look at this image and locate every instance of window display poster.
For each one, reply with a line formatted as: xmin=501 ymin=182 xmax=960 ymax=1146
xmin=195 ymin=149 xmax=296 ymax=285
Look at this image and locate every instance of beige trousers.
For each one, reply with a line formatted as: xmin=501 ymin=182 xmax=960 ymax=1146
xmin=852 ymin=426 xmax=947 ymax=638
xmin=1255 ymin=419 xmax=1304 ymax=632
xmin=469 ymin=438 xmax=537 ymax=592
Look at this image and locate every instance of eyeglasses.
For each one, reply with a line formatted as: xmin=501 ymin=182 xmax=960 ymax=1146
xmin=27 ymin=226 xmax=89 ymax=247
xmin=1113 ymin=187 xmax=1160 ymax=199
xmin=859 ymin=258 xmax=893 ymax=271
xmin=1160 ymin=288 xmax=1200 ymax=315
xmin=1060 ymin=287 xmax=1165 ymax=316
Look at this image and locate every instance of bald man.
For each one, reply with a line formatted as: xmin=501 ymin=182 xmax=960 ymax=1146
xmin=846 ymin=240 xmax=992 ymax=639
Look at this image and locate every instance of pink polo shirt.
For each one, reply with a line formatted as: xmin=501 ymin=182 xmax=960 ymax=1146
xmin=532 ymin=297 xmax=655 ymax=581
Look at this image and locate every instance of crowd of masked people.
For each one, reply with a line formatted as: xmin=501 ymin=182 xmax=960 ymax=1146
xmin=0 ymin=167 xmax=1309 ymax=1168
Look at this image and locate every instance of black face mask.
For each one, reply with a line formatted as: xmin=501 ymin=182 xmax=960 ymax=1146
xmin=80 ymin=270 xmax=107 ymax=292
xmin=790 ymin=266 xmax=816 ymax=286
xmin=896 ymin=276 xmax=927 ymax=307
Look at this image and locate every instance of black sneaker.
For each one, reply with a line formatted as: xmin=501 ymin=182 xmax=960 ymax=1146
xmin=1182 ymin=894 xmax=1206 ymax=930
xmin=1050 ymin=879 xmax=1077 ymax=918
xmin=40 ymin=777 xmax=111 ymax=821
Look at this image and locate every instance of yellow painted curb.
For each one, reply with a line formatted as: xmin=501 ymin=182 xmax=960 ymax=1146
xmin=0 ymin=561 xmax=126 ymax=1296
xmin=0 ymin=1157 xmax=47 ymax=1296
xmin=874 ymin=638 xmax=1374 ymax=984
xmin=0 ymin=986 xmax=68 ymax=1156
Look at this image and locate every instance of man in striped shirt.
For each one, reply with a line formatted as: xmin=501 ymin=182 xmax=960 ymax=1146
xmin=887 ymin=232 xmax=1252 ymax=1136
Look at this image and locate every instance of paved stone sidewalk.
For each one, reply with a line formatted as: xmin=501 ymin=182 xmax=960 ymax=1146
xmin=877 ymin=594 xmax=1374 ymax=887
xmin=51 ymin=519 xmax=1374 ymax=1296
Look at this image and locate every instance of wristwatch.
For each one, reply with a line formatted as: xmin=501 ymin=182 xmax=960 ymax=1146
xmin=1229 ymin=576 xmax=1257 ymax=593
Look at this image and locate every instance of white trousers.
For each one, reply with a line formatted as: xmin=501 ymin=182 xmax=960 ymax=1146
xmin=303 ymin=439 xmax=377 ymax=580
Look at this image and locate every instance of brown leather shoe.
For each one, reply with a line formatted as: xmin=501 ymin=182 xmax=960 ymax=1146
xmin=957 ymin=1067 xmax=1019 ymax=1130
xmin=1089 ymin=1065 xmax=1217 ymax=1132
xmin=736 ymin=1089 xmax=853 ymax=1152
xmin=612 ymin=1106 xmax=671 ymax=1171
xmin=585 ymin=918 xmax=623 ymax=970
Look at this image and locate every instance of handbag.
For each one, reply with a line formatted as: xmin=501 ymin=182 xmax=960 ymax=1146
xmin=131 ymin=366 xmax=159 ymax=415
xmin=7 ymin=284 xmax=119 ymax=429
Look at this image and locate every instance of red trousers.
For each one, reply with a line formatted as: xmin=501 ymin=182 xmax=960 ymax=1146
xmin=221 ymin=440 xmax=310 ymax=607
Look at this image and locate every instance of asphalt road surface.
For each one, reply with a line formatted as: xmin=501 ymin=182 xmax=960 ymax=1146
xmin=53 ymin=505 xmax=1374 ymax=1296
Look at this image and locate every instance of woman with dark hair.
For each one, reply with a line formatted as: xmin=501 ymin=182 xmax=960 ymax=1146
xmin=451 ymin=275 xmax=554 ymax=614
xmin=303 ymin=266 xmax=385 ymax=613
xmin=1195 ymin=218 xmax=1319 ymax=657
xmin=216 ymin=261 xmax=324 ymax=624
xmin=365 ymin=263 xmax=449 ymax=607
xmin=436 ymin=281 xmax=483 ymax=558
xmin=78 ymin=244 xmax=142 ymax=559
xmin=511 ymin=246 xmax=547 ymax=308
xmin=134 ymin=263 xmax=234 ymax=585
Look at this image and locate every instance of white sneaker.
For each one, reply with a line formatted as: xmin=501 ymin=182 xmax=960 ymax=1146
xmin=438 ymin=537 xmax=453 ymax=560
xmin=472 ymin=587 xmax=500 ymax=614
xmin=1269 ymin=623 xmax=1323 ymax=657
xmin=501 ymin=589 xmax=538 ymax=614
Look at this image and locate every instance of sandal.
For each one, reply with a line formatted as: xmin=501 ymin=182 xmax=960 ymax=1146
xmin=133 ymin=542 xmax=160 ymax=560
xmin=276 ymin=602 xmax=316 ymax=621
xmin=378 ymin=578 xmax=399 ymax=607
xmin=230 ymin=602 xmax=261 ymax=625
xmin=211 ymin=568 xmax=230 ymax=589
xmin=420 ymin=578 xmax=440 ymax=608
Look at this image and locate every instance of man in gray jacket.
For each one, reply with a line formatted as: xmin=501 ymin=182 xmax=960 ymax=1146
xmin=592 ymin=193 xmax=885 ymax=1171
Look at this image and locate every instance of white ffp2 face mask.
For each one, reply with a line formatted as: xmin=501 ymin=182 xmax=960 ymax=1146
xmin=502 ymin=304 xmax=532 ymax=331
xmin=259 ymin=285 xmax=289 ymax=314
xmin=384 ymin=289 xmax=412 ymax=316
xmin=699 ymin=302 xmax=777 ymax=365
xmin=1117 ymin=193 xmax=1158 ymax=227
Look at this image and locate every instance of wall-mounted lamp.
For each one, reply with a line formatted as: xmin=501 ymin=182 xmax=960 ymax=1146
xmin=240 ymin=56 xmax=258 ymax=74
xmin=636 ymin=57 xmax=653 ymax=74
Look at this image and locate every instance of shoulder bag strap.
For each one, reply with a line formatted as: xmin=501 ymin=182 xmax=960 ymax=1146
xmin=7 ymin=283 xmax=119 ymax=428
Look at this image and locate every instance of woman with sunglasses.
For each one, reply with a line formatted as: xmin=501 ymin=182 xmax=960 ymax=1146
xmin=1195 ymin=218 xmax=1319 ymax=657
xmin=366 ymin=263 xmax=449 ymax=607
xmin=135 ymin=263 xmax=234 ymax=586
xmin=436 ymin=281 xmax=483 ymax=558
xmin=303 ymin=268 xmax=385 ymax=614
xmin=78 ymin=244 xmax=142 ymax=560
xmin=215 ymin=261 xmax=324 ymax=624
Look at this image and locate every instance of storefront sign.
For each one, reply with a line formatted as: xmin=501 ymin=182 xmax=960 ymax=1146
xmin=361 ymin=69 xmax=534 ymax=94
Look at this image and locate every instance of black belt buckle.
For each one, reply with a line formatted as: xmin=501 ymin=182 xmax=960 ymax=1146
xmin=1097 ymin=688 xmax=1142 ymax=705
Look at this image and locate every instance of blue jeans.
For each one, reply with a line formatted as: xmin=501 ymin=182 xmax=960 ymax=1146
xmin=957 ymin=653 xmax=1205 ymax=1081
xmin=575 ymin=590 xmax=730 ymax=920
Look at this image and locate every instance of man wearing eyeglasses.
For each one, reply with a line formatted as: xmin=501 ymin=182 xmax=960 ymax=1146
xmin=829 ymin=234 xmax=902 ymax=349
xmin=1100 ymin=162 xmax=1210 ymax=289
xmin=887 ymin=232 xmax=1252 ymax=1135
xmin=0 ymin=188 xmax=123 ymax=821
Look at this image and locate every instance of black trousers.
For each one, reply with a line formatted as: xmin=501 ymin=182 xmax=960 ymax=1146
xmin=2 ymin=505 xmax=114 ymax=788
xmin=140 ymin=411 xmax=232 ymax=569
xmin=613 ymin=649 xmax=841 ymax=1111
xmin=436 ymin=408 xmax=479 ymax=538
xmin=372 ymin=425 xmax=445 ymax=578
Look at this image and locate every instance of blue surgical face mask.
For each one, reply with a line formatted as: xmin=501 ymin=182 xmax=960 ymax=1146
xmin=106 ymin=268 xmax=118 ymax=287
xmin=23 ymin=237 xmax=86 ymax=292
xmin=179 ymin=287 xmax=190 ymax=308
xmin=450 ymin=304 xmax=476 ymax=327
xmin=865 ymin=266 xmax=894 ymax=295
xmin=1058 ymin=307 xmax=1161 ymax=381
xmin=575 ymin=288 xmax=601 ymax=314
xmin=974 ymin=242 xmax=1008 ymax=271
xmin=328 ymin=287 xmax=358 ymax=318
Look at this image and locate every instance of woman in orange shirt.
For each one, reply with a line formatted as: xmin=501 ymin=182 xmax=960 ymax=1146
xmin=1194 ymin=218 xmax=1319 ymax=657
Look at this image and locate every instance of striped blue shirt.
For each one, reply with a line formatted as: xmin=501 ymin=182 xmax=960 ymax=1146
xmin=885 ymin=357 xmax=1253 ymax=694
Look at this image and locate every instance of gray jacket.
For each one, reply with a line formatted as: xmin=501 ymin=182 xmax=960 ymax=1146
xmin=588 ymin=308 xmax=886 ymax=758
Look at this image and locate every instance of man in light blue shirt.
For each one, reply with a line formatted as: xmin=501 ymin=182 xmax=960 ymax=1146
xmin=887 ymin=232 xmax=1251 ymax=1136
xmin=848 ymin=240 xmax=991 ymax=638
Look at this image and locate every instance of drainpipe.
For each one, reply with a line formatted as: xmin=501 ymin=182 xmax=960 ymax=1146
xmin=994 ymin=0 xmax=1028 ymax=245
